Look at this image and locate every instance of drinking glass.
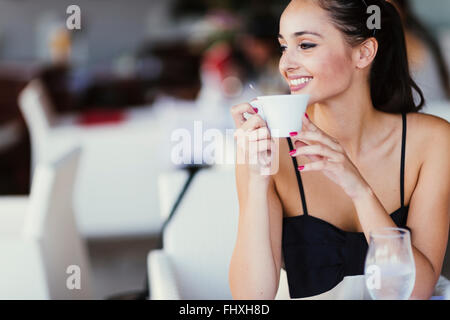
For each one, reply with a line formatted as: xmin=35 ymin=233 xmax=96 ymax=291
xmin=364 ymin=227 xmax=416 ymax=300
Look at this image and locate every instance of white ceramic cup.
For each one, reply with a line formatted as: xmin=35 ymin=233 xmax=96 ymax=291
xmin=247 ymin=94 xmax=310 ymax=138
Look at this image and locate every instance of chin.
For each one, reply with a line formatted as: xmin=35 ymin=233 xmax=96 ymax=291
xmin=291 ymin=89 xmax=316 ymax=101
xmin=291 ymin=90 xmax=311 ymax=95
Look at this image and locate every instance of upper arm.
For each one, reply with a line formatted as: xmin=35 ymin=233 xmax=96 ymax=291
xmin=268 ymin=177 xmax=284 ymax=281
xmin=407 ymin=117 xmax=450 ymax=279
xmin=234 ymin=162 xmax=284 ymax=272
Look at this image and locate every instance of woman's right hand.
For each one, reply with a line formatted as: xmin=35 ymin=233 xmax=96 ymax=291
xmin=230 ymin=102 xmax=276 ymax=177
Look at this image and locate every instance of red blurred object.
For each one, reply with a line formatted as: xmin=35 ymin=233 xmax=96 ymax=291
xmin=78 ymin=109 xmax=126 ymax=126
xmin=202 ymin=42 xmax=233 ymax=81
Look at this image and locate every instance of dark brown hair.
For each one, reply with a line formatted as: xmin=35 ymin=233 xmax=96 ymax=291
xmin=316 ymin=0 xmax=425 ymax=113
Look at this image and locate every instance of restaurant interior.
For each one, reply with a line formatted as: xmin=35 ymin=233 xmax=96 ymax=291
xmin=0 ymin=0 xmax=448 ymax=300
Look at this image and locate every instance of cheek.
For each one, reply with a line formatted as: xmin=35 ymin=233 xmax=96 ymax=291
xmin=278 ymin=54 xmax=288 ymax=76
xmin=304 ymin=49 xmax=355 ymax=102
xmin=314 ymin=50 xmax=353 ymax=86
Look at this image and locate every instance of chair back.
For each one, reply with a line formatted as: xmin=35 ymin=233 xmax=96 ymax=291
xmin=18 ymin=78 xmax=56 ymax=174
xmin=160 ymin=167 xmax=239 ymax=299
xmin=23 ymin=147 xmax=93 ymax=299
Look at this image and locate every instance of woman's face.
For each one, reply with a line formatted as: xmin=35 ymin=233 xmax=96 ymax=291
xmin=278 ymin=0 xmax=358 ymax=104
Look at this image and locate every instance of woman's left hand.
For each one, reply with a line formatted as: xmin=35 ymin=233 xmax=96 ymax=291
xmin=290 ymin=113 xmax=369 ymax=199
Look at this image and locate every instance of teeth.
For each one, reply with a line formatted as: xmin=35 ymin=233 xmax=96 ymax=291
xmin=289 ymin=78 xmax=312 ymax=86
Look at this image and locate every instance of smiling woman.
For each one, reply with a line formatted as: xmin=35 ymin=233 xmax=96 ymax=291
xmin=229 ymin=0 xmax=449 ymax=300
xmin=277 ymin=0 xmax=424 ymax=113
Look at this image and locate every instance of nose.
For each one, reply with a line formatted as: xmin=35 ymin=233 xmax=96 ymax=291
xmin=279 ymin=49 xmax=300 ymax=75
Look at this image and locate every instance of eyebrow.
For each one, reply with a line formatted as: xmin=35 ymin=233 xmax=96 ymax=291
xmin=278 ymin=31 xmax=323 ymax=39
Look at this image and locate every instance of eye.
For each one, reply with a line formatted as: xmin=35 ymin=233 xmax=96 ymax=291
xmin=279 ymin=45 xmax=287 ymax=53
xmin=299 ymin=43 xmax=317 ymax=50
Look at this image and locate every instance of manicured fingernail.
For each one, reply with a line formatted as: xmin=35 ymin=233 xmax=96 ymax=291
xmin=289 ymin=131 xmax=298 ymax=137
xmin=253 ymin=107 xmax=258 ymax=113
xmin=298 ymin=165 xmax=305 ymax=171
xmin=305 ymin=113 xmax=309 ymax=119
xmin=289 ymin=150 xmax=296 ymax=156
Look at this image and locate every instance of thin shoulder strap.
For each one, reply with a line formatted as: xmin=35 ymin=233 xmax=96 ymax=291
xmin=286 ymin=138 xmax=309 ymax=216
xmin=400 ymin=113 xmax=407 ymax=208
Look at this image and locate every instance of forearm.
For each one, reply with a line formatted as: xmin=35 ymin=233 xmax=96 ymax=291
xmin=352 ymin=185 xmax=398 ymax=243
xmin=408 ymin=247 xmax=436 ymax=299
xmin=352 ymin=185 xmax=437 ymax=300
xmin=230 ymin=174 xmax=278 ymax=299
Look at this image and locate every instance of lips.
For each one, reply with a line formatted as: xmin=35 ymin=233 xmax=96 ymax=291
xmin=288 ymin=76 xmax=313 ymax=92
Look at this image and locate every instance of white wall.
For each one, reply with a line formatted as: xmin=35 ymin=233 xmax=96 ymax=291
xmin=0 ymin=0 xmax=175 ymax=65
xmin=0 ymin=0 xmax=448 ymax=66
xmin=411 ymin=0 xmax=450 ymax=30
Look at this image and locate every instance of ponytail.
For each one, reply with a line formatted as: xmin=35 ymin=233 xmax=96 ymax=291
xmin=370 ymin=0 xmax=424 ymax=112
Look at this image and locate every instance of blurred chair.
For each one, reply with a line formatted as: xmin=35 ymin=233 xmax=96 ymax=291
xmin=157 ymin=168 xmax=190 ymax=224
xmin=18 ymin=78 xmax=77 ymax=177
xmin=148 ymin=167 xmax=238 ymax=299
xmin=0 ymin=147 xmax=93 ymax=299
xmin=18 ymin=78 xmax=166 ymax=238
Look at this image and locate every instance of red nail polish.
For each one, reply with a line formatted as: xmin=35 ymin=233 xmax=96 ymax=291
xmin=298 ymin=165 xmax=305 ymax=171
xmin=305 ymin=113 xmax=309 ymax=119
xmin=253 ymin=107 xmax=258 ymax=113
xmin=289 ymin=131 xmax=298 ymax=137
xmin=289 ymin=150 xmax=296 ymax=156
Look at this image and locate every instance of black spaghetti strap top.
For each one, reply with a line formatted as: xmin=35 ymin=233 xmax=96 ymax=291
xmin=282 ymin=113 xmax=410 ymax=298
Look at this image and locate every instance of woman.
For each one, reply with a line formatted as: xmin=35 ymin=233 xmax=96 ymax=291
xmin=229 ymin=0 xmax=449 ymax=300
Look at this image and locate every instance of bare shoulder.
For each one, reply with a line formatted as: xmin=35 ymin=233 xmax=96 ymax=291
xmin=407 ymin=112 xmax=450 ymax=158
xmin=407 ymin=111 xmax=449 ymax=129
xmin=407 ymin=112 xmax=450 ymax=141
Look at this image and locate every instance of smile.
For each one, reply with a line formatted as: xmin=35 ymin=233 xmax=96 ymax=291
xmin=288 ymin=77 xmax=313 ymax=91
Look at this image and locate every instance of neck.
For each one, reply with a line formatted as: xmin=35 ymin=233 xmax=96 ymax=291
xmin=306 ymin=84 xmax=383 ymax=160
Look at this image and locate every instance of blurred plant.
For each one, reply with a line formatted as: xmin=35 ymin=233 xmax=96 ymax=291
xmin=188 ymin=9 xmax=242 ymax=51
xmin=173 ymin=0 xmax=288 ymax=99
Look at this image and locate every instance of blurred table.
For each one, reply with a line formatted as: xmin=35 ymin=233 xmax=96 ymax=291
xmin=52 ymin=100 xmax=174 ymax=238
xmin=52 ymin=94 xmax=234 ymax=238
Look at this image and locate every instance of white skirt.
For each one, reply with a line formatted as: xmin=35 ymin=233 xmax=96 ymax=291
xmin=275 ymin=269 xmax=371 ymax=300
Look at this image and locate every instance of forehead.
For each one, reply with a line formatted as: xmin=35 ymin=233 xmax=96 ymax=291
xmin=279 ymin=0 xmax=331 ymax=38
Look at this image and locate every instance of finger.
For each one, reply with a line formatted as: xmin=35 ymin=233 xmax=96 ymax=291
xmin=255 ymin=139 xmax=273 ymax=153
xmin=289 ymin=114 xmax=327 ymax=138
xmin=240 ymin=114 xmax=267 ymax=132
xmin=290 ymin=139 xmax=321 ymax=162
xmin=299 ymin=159 xmax=336 ymax=172
xmin=230 ymin=102 xmax=258 ymax=127
xmin=249 ymin=139 xmax=272 ymax=153
xmin=293 ymin=130 xmax=342 ymax=152
xmin=291 ymin=144 xmax=343 ymax=162
xmin=248 ymin=142 xmax=273 ymax=166
xmin=248 ymin=127 xmax=271 ymax=142
xmin=293 ymin=139 xmax=308 ymax=149
xmin=301 ymin=113 xmax=338 ymax=145
xmin=233 ymin=127 xmax=247 ymax=140
xmin=302 ymin=112 xmax=319 ymax=132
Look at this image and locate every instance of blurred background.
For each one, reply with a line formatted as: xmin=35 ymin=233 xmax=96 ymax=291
xmin=0 ymin=0 xmax=448 ymax=300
